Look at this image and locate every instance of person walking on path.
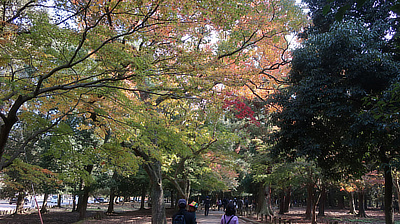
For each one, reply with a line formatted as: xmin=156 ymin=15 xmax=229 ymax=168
xmin=172 ymin=199 xmax=196 ymax=224
xmin=220 ymin=202 xmax=239 ymax=224
xmin=204 ymin=196 xmax=211 ymax=216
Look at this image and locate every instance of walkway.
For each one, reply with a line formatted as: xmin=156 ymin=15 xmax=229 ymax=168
xmin=196 ymin=210 xmax=254 ymax=224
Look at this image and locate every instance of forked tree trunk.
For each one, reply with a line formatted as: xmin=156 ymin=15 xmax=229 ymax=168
xmin=349 ymin=191 xmax=357 ymax=215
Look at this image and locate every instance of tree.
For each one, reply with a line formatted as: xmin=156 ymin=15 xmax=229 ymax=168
xmin=0 ymin=159 xmax=60 ymax=214
xmin=269 ymin=19 xmax=400 ymax=224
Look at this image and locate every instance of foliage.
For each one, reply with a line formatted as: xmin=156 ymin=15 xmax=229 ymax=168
xmin=269 ymin=19 xmax=400 ymax=178
xmin=0 ymin=158 xmax=61 ymax=198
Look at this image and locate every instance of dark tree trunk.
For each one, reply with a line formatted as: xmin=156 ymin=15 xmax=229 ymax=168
xmin=170 ymin=190 xmax=174 ymax=208
xmin=358 ymin=191 xmax=366 ymax=217
xmin=383 ymin=162 xmax=394 ymax=224
xmin=78 ymin=165 xmax=93 ymax=220
xmin=284 ymin=187 xmax=291 ymax=213
xmin=305 ymin=183 xmax=313 ymax=220
xmin=318 ymin=185 xmax=326 ymax=216
xmin=278 ymin=191 xmax=285 ymax=214
xmin=57 ymin=193 xmax=62 ymax=207
xmin=72 ymin=193 xmax=77 ymax=212
xmin=338 ymin=194 xmax=345 ymax=209
xmin=140 ymin=183 xmax=146 ymax=210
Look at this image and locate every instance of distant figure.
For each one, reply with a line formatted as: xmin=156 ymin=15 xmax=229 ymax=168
xmin=172 ymin=199 xmax=196 ymax=224
xmin=220 ymin=202 xmax=239 ymax=224
xmin=204 ymin=196 xmax=211 ymax=216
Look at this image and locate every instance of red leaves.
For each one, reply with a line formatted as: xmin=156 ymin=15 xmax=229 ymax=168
xmin=223 ymin=96 xmax=260 ymax=126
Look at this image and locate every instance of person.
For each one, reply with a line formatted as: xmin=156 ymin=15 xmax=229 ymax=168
xmin=220 ymin=202 xmax=239 ymax=224
xmin=204 ymin=196 xmax=211 ymax=216
xmin=172 ymin=199 xmax=196 ymax=224
xmin=188 ymin=201 xmax=198 ymax=217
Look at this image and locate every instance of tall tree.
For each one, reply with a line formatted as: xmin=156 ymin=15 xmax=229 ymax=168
xmin=269 ymin=19 xmax=400 ymax=224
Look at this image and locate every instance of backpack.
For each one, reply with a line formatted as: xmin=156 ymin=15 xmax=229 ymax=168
xmin=172 ymin=213 xmax=186 ymax=224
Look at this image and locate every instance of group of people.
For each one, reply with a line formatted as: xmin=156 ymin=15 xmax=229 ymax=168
xmin=172 ymin=198 xmax=239 ymax=224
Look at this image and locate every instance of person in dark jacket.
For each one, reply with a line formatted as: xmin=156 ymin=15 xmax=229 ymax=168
xmin=172 ymin=199 xmax=196 ymax=224
xmin=204 ymin=196 xmax=211 ymax=216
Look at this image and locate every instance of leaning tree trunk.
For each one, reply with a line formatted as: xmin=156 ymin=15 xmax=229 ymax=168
xmin=15 ymin=193 xmax=25 ymax=214
xmin=41 ymin=192 xmax=49 ymax=213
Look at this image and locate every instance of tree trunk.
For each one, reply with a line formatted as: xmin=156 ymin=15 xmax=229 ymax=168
xmin=394 ymin=174 xmax=400 ymax=214
xmin=57 ymin=193 xmax=62 ymax=207
xmin=170 ymin=190 xmax=174 ymax=208
xmin=15 ymin=193 xmax=25 ymax=214
xmin=318 ymin=185 xmax=326 ymax=216
xmin=72 ymin=193 xmax=77 ymax=212
xmin=358 ymin=191 xmax=366 ymax=217
xmin=140 ymin=183 xmax=146 ymax=210
xmin=383 ymin=163 xmax=394 ymax=224
xmin=305 ymin=183 xmax=313 ymax=220
xmin=278 ymin=190 xmax=285 ymax=214
xmin=78 ymin=165 xmax=93 ymax=220
xmin=40 ymin=192 xmax=49 ymax=213
xmin=107 ymin=186 xmax=116 ymax=213
xmin=349 ymin=191 xmax=357 ymax=214
xmin=143 ymin=160 xmax=166 ymax=224
xmin=284 ymin=187 xmax=291 ymax=213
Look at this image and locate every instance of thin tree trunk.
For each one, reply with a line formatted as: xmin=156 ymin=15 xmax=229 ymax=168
xmin=394 ymin=174 xmax=400 ymax=214
xmin=72 ymin=193 xmax=77 ymax=212
xmin=318 ymin=185 xmax=326 ymax=216
xmin=349 ymin=191 xmax=357 ymax=214
xmin=57 ymin=193 xmax=62 ymax=207
xmin=40 ymin=192 xmax=49 ymax=213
